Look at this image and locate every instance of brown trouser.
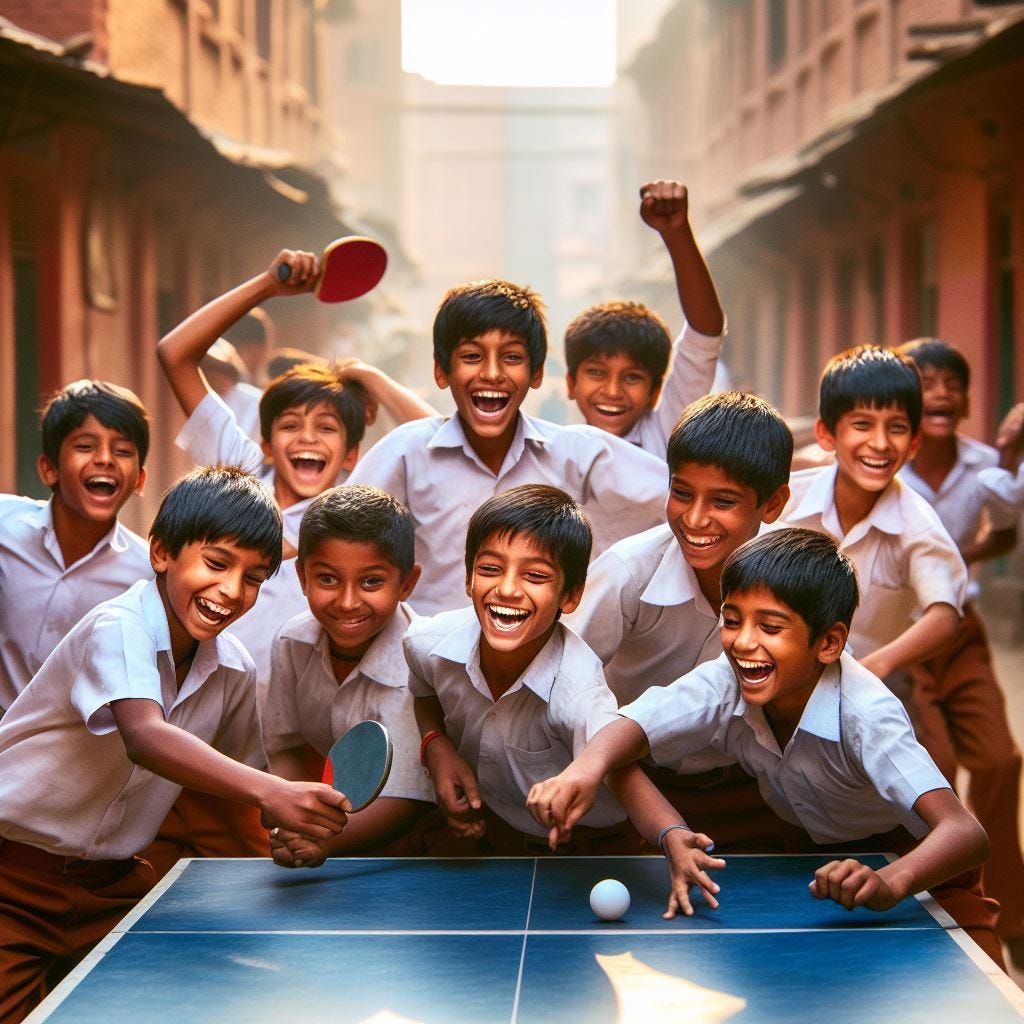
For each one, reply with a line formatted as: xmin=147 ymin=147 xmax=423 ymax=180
xmin=140 ymin=788 xmax=271 ymax=879
xmin=909 ymin=604 xmax=1024 ymax=942
xmin=0 ymin=839 xmax=156 ymax=1023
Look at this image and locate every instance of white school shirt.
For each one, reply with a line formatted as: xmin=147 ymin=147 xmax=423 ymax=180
xmin=779 ymin=465 xmax=967 ymax=659
xmin=0 ymin=579 xmax=263 ymax=860
xmin=624 ymin=652 xmax=950 ymax=843
xmin=565 ymin=524 xmax=721 ymax=705
xmin=261 ymin=604 xmax=433 ymax=804
xmin=623 ymin=320 xmax=725 ymax=456
xmin=349 ymin=413 xmax=668 ymax=615
xmin=403 ymin=608 xmax=624 ymax=835
xmin=900 ymin=437 xmax=1017 ymax=601
xmin=0 ymin=495 xmax=152 ymax=712
xmin=222 ymin=380 xmax=263 ymax=443
xmin=978 ymin=463 xmax=1024 ymax=509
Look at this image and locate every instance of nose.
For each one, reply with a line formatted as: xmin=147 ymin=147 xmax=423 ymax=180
xmin=494 ymin=566 xmax=522 ymax=598
xmin=219 ymin=568 xmax=244 ymax=604
xmin=480 ymin=351 xmax=504 ymax=382
xmin=867 ymin=423 xmax=890 ymax=450
xmin=682 ymin=497 xmax=711 ymax=530
xmin=94 ymin=441 xmax=115 ymax=465
xmin=731 ymin=619 xmax=758 ymax=653
xmin=601 ymin=373 xmax=624 ymax=398
xmin=336 ymin=581 xmax=362 ymax=611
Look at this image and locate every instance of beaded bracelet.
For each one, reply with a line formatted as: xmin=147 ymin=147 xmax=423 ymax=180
xmin=657 ymin=824 xmax=694 ymax=853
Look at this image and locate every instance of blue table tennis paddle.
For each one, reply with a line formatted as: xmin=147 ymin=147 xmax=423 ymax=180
xmin=322 ymin=720 xmax=393 ymax=812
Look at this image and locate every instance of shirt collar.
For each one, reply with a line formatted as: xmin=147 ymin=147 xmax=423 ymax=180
xmin=788 ymin=463 xmax=904 ymax=538
xmin=641 ymin=539 xmax=714 ymax=616
xmin=731 ymin=659 xmax=842 ymax=746
xmin=427 ymin=413 xmax=546 ymax=473
xmin=346 ymin=603 xmax=415 ymax=689
xmin=33 ymin=497 xmax=127 ymax=564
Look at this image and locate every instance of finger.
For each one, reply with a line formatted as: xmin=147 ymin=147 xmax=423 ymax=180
xmin=317 ymin=785 xmax=353 ymax=813
xmin=662 ymin=892 xmax=680 ymax=920
xmin=673 ymin=884 xmax=695 ymax=917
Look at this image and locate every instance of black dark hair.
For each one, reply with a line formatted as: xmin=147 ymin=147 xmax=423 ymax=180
xmin=150 ymin=466 xmax=283 ymax=575
xmin=666 ymin=391 xmax=793 ymax=505
xmin=720 ymin=528 xmax=859 ymax=644
xmin=39 ymin=379 xmax=150 ymax=466
xmin=258 ymin=365 xmax=366 ymax=448
xmin=564 ymin=301 xmax=672 ymax=387
xmin=819 ymin=346 xmax=922 ymax=433
xmin=298 ymin=484 xmax=415 ymax=576
xmin=895 ymin=338 xmax=970 ymax=391
xmin=433 ymin=280 xmax=547 ymax=374
xmin=465 ymin=485 xmax=591 ymax=597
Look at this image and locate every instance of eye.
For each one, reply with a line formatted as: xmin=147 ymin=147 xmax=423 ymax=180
xmin=361 ymin=575 xmax=385 ymax=590
xmin=459 ymin=350 xmax=482 ymax=364
xmin=205 ymin=558 xmax=227 ymax=571
xmin=503 ymin=352 xmax=524 ymax=364
xmin=317 ymin=421 xmax=339 ymax=433
xmin=712 ymin=498 xmax=738 ymax=510
xmin=584 ymin=366 xmax=605 ymax=379
xmin=74 ymin=442 xmax=93 ymax=452
xmin=670 ymin=488 xmax=692 ymax=502
xmin=890 ymin=423 xmax=909 ymax=435
xmin=475 ymin=562 xmax=500 ymax=577
xmin=315 ymin=573 xmax=339 ymax=587
xmin=721 ymin=616 xmax=740 ymax=629
xmin=524 ymin=571 xmax=552 ymax=584
xmin=760 ymin=624 xmax=782 ymax=635
xmin=245 ymin=572 xmax=268 ymax=586
xmin=624 ymin=373 xmax=645 ymax=385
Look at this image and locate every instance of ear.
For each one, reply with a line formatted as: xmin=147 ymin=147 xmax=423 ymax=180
xmin=150 ymin=535 xmax=172 ymax=575
xmin=815 ymin=621 xmax=847 ymax=665
xmin=759 ymin=483 xmax=790 ymax=525
xmin=37 ymin=453 xmax=59 ymax=488
xmin=133 ymin=467 xmax=147 ymax=497
xmin=433 ymin=359 xmax=451 ymax=391
xmin=529 ymin=362 xmax=545 ymax=391
xmin=341 ymin=444 xmax=359 ymax=473
xmin=398 ymin=563 xmax=422 ymax=602
xmin=814 ymin=418 xmax=837 ymax=453
xmin=558 ymin=585 xmax=584 ymax=617
xmin=647 ymin=383 xmax=663 ymax=410
xmin=906 ymin=430 xmax=922 ymax=462
xmin=565 ymin=371 xmax=577 ymax=401
xmin=260 ymin=437 xmax=274 ymax=465
xmin=294 ymin=558 xmax=307 ymax=595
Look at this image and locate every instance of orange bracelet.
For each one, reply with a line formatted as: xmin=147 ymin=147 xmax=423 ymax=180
xmin=419 ymin=729 xmax=445 ymax=766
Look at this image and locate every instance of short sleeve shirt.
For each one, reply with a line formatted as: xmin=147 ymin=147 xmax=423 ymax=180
xmin=623 ymin=652 xmax=950 ymax=843
xmin=565 ymin=524 xmax=721 ymax=704
xmin=261 ymin=604 xmax=433 ymax=803
xmin=403 ymin=609 xmax=624 ymax=835
xmin=0 ymin=579 xmax=263 ymax=859
xmin=780 ymin=465 xmax=967 ymax=658
xmin=349 ymin=413 xmax=668 ymax=615
xmin=0 ymin=495 xmax=152 ymax=711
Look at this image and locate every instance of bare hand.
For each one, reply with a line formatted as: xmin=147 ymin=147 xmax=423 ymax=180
xmin=809 ymin=858 xmax=902 ymax=911
xmin=994 ymin=402 xmax=1024 ymax=469
xmin=262 ymin=779 xmax=350 ymax=842
xmin=425 ymin=741 xmax=486 ymax=839
xmin=662 ymin=829 xmax=726 ymax=918
xmin=269 ymin=826 xmax=328 ymax=869
xmin=527 ymin=769 xmax=601 ymax=850
xmin=267 ymin=249 xmax=320 ymax=296
xmin=639 ymin=180 xmax=690 ymax=235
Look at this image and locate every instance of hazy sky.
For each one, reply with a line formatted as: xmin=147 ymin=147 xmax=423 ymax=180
xmin=401 ymin=0 xmax=617 ymax=87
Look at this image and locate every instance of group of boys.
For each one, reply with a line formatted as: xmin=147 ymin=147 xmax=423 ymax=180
xmin=1 ymin=179 xmax=1023 ymax=1020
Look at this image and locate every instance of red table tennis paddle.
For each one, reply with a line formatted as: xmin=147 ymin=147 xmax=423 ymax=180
xmin=278 ymin=236 xmax=388 ymax=302
xmin=321 ymin=720 xmax=393 ymax=812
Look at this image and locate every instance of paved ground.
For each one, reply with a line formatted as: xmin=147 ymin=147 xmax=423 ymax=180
xmin=990 ymin=641 xmax=1024 ymax=986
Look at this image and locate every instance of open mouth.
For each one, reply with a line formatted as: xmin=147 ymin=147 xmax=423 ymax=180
xmin=289 ymin=450 xmax=328 ymax=478
xmin=594 ymin=403 xmax=628 ymax=417
xmin=922 ymin=408 xmax=955 ymax=428
xmin=334 ymin=612 xmax=372 ymax=630
xmin=858 ymin=456 xmax=891 ymax=472
xmin=734 ymin=657 xmax=774 ymax=686
xmin=683 ymin=533 xmax=722 ymax=551
xmin=84 ymin=475 xmax=118 ymax=497
xmin=195 ymin=596 xmax=233 ymax=627
xmin=471 ymin=391 xmax=511 ymax=415
xmin=486 ymin=603 xmax=530 ymax=632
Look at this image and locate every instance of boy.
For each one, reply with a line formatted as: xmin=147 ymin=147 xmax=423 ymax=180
xmin=259 ymin=485 xmax=435 ymax=867
xmin=157 ymin=248 xmax=435 ymax=684
xmin=564 ymin=180 xmax=726 ymax=453
xmin=349 ymin=280 xmax=668 ymax=614
xmin=528 ymin=529 xmax=997 ymax=961
xmin=780 ymin=346 xmax=967 ymax=683
xmin=566 ymin=391 xmax=791 ymax=705
xmin=0 ymin=467 xmax=349 ymax=1022
xmin=894 ymin=338 xmax=1024 ymax=961
xmin=406 ymin=485 xmax=637 ymax=853
xmin=0 ymin=380 xmax=151 ymax=715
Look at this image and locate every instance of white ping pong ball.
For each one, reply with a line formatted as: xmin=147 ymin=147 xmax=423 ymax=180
xmin=590 ymin=878 xmax=630 ymax=921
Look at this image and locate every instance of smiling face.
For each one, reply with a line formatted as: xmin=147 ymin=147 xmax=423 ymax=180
xmin=917 ymin=365 xmax=968 ymax=441
xmin=666 ymin=462 xmax=788 ymax=593
xmin=151 ymin=536 xmax=272 ymax=662
xmin=37 ymin=414 xmax=146 ymax=526
xmin=262 ymin=401 xmax=358 ymax=508
xmin=434 ymin=330 xmax=543 ymax=456
xmin=297 ymin=538 xmax=419 ymax=664
xmin=566 ymin=352 xmax=659 ymax=438
xmin=720 ymin=586 xmax=845 ymax=723
xmin=467 ymin=530 xmax=581 ymax=669
xmin=815 ymin=403 xmax=919 ymax=497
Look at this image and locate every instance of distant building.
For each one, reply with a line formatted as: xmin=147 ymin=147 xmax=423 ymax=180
xmin=0 ymin=1 xmax=352 ymax=528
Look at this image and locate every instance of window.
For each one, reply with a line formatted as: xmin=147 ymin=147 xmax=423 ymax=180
xmin=769 ymin=0 xmax=788 ymax=69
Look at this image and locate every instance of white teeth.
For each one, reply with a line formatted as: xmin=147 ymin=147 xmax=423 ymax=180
xmin=292 ymin=450 xmax=326 ymax=463
xmin=861 ymin=457 xmax=889 ymax=469
xmin=488 ymin=604 xmax=529 ymax=619
xmin=684 ymin=534 xmax=720 ymax=548
xmin=475 ymin=391 xmax=508 ymax=399
xmin=87 ymin=475 xmax=116 ymax=485
xmin=196 ymin=596 xmax=232 ymax=624
xmin=735 ymin=658 xmax=771 ymax=670
xmin=595 ymin=404 xmax=626 ymax=414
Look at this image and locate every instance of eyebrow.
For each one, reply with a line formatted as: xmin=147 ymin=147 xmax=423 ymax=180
xmin=670 ymin=477 xmax=747 ymax=499
xmin=476 ymin=548 xmax=556 ymax=569
xmin=723 ymin=603 xmax=792 ymax=621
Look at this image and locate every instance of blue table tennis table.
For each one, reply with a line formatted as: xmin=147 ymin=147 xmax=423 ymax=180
xmin=28 ymin=855 xmax=1024 ymax=1023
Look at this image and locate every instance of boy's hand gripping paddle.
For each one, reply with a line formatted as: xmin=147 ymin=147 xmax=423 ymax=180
xmin=278 ymin=236 xmax=388 ymax=302
xmin=321 ymin=720 xmax=393 ymax=812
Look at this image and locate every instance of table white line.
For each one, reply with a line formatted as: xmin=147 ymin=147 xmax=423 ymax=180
xmin=510 ymin=859 xmax=538 ymax=1024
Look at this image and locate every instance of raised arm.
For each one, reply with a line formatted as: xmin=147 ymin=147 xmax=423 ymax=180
xmin=336 ymin=359 xmax=438 ymax=427
xmin=157 ymin=250 xmax=319 ymax=418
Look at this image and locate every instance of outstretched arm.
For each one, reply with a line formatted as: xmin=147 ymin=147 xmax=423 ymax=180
xmin=859 ymin=602 xmax=959 ymax=680
xmin=809 ymin=788 xmax=987 ymax=911
xmin=157 ymin=250 xmax=319 ymax=418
